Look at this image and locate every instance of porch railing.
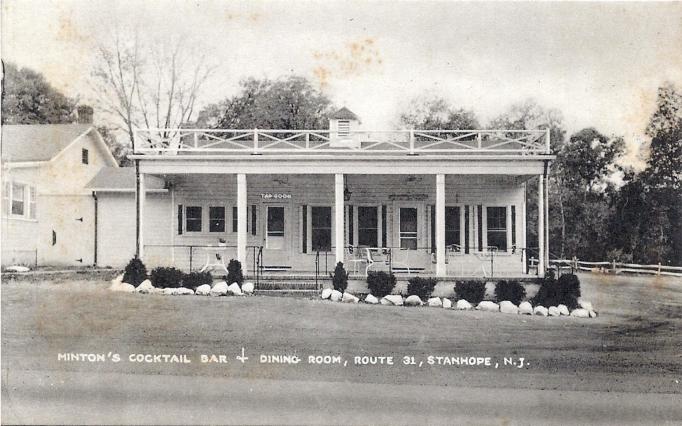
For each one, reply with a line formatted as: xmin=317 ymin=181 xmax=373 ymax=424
xmin=317 ymin=245 xmax=528 ymax=283
xmin=133 ymin=128 xmax=550 ymax=156
xmin=142 ymin=244 xmax=263 ymax=278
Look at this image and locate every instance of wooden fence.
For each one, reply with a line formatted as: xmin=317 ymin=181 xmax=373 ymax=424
xmin=529 ymin=257 xmax=682 ymax=278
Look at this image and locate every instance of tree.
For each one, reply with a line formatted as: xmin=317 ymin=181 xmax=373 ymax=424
xmin=397 ymin=95 xmax=480 ymax=130
xmin=97 ymin=126 xmax=132 ymax=167
xmin=91 ymin=29 xmax=214 ymax=148
xmin=553 ymin=128 xmax=625 ymax=259
xmin=197 ymin=76 xmax=333 ymax=129
xmin=488 ymin=99 xmax=566 ymax=259
xmin=2 ymin=62 xmax=76 ymax=124
xmin=608 ymin=83 xmax=682 ymax=264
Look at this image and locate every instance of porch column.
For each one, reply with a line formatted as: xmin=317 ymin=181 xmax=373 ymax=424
xmin=435 ymin=174 xmax=446 ymax=276
xmin=537 ymin=175 xmax=545 ymax=277
xmin=237 ymin=173 xmax=247 ymax=265
xmin=334 ymin=174 xmax=345 ymax=264
xmin=135 ymin=162 xmax=145 ymax=260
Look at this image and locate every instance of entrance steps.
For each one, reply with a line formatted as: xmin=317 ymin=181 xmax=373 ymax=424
xmin=248 ymin=274 xmax=329 ymax=294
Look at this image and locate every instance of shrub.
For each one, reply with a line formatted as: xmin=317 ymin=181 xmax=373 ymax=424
xmin=183 ymin=271 xmax=213 ymax=290
xmin=122 ymin=257 xmax=147 ymax=286
xmin=366 ymin=271 xmax=396 ymax=298
xmin=558 ymin=273 xmax=581 ymax=300
xmin=494 ymin=280 xmax=526 ymax=305
xmin=224 ymin=259 xmax=244 ymax=285
xmin=407 ymin=277 xmax=438 ymax=300
xmin=150 ymin=267 xmax=184 ymax=288
xmin=454 ymin=280 xmax=486 ymax=304
xmin=330 ymin=262 xmax=349 ymax=292
xmin=531 ymin=272 xmax=580 ymax=309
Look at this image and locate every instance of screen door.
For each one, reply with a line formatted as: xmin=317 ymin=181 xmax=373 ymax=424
xmin=266 ymin=206 xmax=285 ymax=249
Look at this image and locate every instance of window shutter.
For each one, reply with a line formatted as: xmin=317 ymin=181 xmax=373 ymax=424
xmin=29 ymin=187 xmax=37 ymax=219
xmin=477 ymin=205 xmax=483 ymax=251
xmin=251 ymin=204 xmax=257 ymax=235
xmin=464 ymin=205 xmax=470 ymax=254
xmin=381 ymin=205 xmax=387 ymax=248
xmin=348 ymin=205 xmax=354 ymax=246
xmin=2 ymin=181 xmax=9 ymax=216
xmin=511 ymin=205 xmax=516 ymax=248
xmin=177 ymin=204 xmax=183 ymax=235
xmin=301 ymin=205 xmax=308 ymax=253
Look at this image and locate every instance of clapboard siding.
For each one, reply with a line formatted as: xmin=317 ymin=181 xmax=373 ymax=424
xmin=97 ymin=193 xmax=171 ymax=268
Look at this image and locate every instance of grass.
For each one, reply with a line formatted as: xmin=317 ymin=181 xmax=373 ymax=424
xmin=2 ymin=273 xmax=681 ymax=393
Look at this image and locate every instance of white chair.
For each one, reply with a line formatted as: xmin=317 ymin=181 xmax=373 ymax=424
xmin=345 ymin=246 xmax=366 ymax=275
xmin=199 ymin=246 xmax=229 ymax=274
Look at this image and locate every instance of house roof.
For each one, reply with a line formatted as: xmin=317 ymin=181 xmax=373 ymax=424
xmin=86 ymin=167 xmax=167 ymax=192
xmin=1 ymin=124 xmax=93 ymax=162
xmin=329 ymin=107 xmax=359 ymax=121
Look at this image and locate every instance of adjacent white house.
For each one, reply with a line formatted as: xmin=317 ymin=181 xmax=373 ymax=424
xmin=1 ymin=116 xmax=119 ymax=266
xmin=122 ymin=107 xmax=553 ymax=278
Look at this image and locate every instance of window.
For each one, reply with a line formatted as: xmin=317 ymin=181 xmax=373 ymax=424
xmin=11 ymin=183 xmax=25 ymax=216
xmin=358 ymin=206 xmax=378 ymax=247
xmin=445 ymin=206 xmax=461 ymax=251
xmin=338 ymin=120 xmax=350 ymax=137
xmin=399 ymin=207 xmax=418 ymax=250
xmin=486 ymin=206 xmax=507 ymax=251
xmin=311 ymin=206 xmax=331 ymax=251
xmin=232 ymin=206 xmax=238 ymax=232
xmin=81 ymin=148 xmax=89 ymax=164
xmin=5 ymin=182 xmax=37 ymax=219
xmin=209 ymin=206 xmax=225 ymax=232
xmin=185 ymin=206 xmax=202 ymax=232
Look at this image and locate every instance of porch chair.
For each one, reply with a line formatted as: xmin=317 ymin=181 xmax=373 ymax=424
xmin=345 ymin=246 xmax=367 ymax=275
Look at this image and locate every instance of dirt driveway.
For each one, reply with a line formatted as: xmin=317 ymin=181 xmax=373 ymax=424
xmin=2 ymin=273 xmax=681 ymax=424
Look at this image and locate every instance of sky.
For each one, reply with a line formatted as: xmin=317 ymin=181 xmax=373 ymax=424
xmin=2 ymin=1 xmax=682 ymax=166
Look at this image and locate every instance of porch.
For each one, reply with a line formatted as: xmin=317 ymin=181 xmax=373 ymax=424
xmin=131 ymin=122 xmax=552 ymax=279
xmin=136 ymin=173 xmax=544 ymax=279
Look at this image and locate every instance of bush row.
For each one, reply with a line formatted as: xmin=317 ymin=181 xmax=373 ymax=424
xmin=122 ymin=257 xmax=246 ymax=290
xmin=327 ymin=261 xmax=582 ymax=307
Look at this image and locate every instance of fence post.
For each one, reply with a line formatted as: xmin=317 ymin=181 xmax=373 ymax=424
xmin=409 ymin=128 xmax=415 ymax=155
xmin=612 ymin=259 xmax=616 ymax=274
xmin=657 ymin=262 xmax=661 ymax=275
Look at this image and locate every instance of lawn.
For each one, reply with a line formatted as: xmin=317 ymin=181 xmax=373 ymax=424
xmin=2 ymin=273 xmax=681 ymax=394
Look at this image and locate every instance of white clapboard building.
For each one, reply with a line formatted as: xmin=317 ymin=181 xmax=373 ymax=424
xmin=1 ymin=112 xmax=119 ymax=266
xmin=89 ymin=107 xmax=552 ymax=279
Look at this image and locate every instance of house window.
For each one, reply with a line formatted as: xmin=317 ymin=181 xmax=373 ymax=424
xmin=338 ymin=120 xmax=350 ymax=137
xmin=11 ymin=183 xmax=25 ymax=216
xmin=232 ymin=206 xmax=238 ymax=232
xmin=82 ymin=148 xmax=89 ymax=165
xmin=209 ymin=206 xmax=225 ymax=232
xmin=486 ymin=206 xmax=507 ymax=251
xmin=445 ymin=206 xmax=461 ymax=251
xmin=185 ymin=206 xmax=202 ymax=232
xmin=399 ymin=207 xmax=418 ymax=250
xmin=357 ymin=206 xmax=378 ymax=247
xmin=311 ymin=206 xmax=331 ymax=251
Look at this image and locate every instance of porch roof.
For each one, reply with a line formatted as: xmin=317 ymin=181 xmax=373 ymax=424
xmin=86 ymin=167 xmax=167 ymax=192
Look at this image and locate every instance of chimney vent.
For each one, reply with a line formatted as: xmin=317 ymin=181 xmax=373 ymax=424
xmin=77 ymin=105 xmax=94 ymax=124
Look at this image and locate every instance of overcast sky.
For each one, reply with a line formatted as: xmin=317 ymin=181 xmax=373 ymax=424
xmin=2 ymin=0 xmax=681 ymax=164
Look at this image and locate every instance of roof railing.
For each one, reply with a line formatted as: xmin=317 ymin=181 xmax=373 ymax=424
xmin=132 ymin=128 xmax=551 ymax=156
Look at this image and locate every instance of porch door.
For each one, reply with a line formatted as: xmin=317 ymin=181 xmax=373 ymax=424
xmin=266 ymin=206 xmax=285 ymax=250
xmin=399 ymin=207 xmax=418 ymax=250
